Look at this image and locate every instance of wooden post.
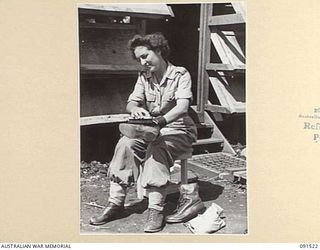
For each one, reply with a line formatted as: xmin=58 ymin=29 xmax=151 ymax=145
xmin=180 ymin=159 xmax=188 ymax=184
xmin=197 ymin=4 xmax=212 ymax=122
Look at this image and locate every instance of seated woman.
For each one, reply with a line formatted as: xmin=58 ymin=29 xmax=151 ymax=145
xmin=90 ymin=32 xmax=204 ymax=233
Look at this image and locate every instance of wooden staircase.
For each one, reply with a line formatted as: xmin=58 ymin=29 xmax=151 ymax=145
xmin=197 ymin=3 xmax=246 ymax=115
xmin=190 ymin=106 xmax=235 ymax=155
xmin=188 ymin=3 xmax=247 ymax=184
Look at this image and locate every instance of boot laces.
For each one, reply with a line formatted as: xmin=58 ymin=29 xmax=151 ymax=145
xmin=147 ymin=208 xmax=160 ymax=222
xmin=175 ymin=193 xmax=190 ymax=211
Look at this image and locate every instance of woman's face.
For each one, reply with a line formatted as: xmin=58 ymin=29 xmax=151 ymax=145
xmin=134 ymin=46 xmax=162 ymax=73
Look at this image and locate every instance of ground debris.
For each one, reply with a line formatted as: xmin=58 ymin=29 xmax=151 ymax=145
xmin=80 ymin=157 xmax=247 ymax=234
xmin=232 ymin=143 xmax=246 ymax=160
xmin=84 ymin=201 xmax=105 ymax=209
xmin=81 ymin=161 xmax=109 ymax=178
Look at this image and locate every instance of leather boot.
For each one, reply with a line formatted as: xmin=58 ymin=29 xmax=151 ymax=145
xmin=89 ymin=202 xmax=124 ymax=226
xmin=144 ymin=208 xmax=164 ymax=233
xmin=165 ymin=183 xmax=205 ymax=223
xmin=119 ymin=123 xmax=159 ymax=142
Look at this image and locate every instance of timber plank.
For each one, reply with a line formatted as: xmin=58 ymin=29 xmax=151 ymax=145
xmin=232 ymin=2 xmax=246 ymax=21
xmin=197 ymin=4 xmax=212 ymax=121
xmin=206 ymin=63 xmax=245 ymax=72
xmin=80 ymin=64 xmax=141 ymax=74
xmin=205 ymin=104 xmax=231 ymax=114
xmin=209 ymin=76 xmax=246 ymax=113
xmin=225 ymin=167 xmax=246 ymax=172
xmin=206 ymin=103 xmax=245 ymax=114
xmin=79 ymin=23 xmax=136 ymax=30
xmin=208 ymin=13 xmax=245 ymax=26
xmin=80 ymin=114 xmax=130 ymax=126
xmin=78 ymin=4 xmax=173 ymax=19
xmin=192 ymin=137 xmax=224 ymax=146
xmin=210 ymin=32 xmax=245 ymax=66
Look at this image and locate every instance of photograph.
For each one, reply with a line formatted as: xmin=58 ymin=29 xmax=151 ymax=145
xmin=79 ymin=2 xmax=247 ymax=234
xmin=2 ymin=0 xmax=320 ymax=245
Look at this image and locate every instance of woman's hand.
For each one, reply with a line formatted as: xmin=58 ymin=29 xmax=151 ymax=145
xmin=131 ymin=107 xmax=150 ymax=118
xmin=127 ymin=101 xmax=150 ymax=118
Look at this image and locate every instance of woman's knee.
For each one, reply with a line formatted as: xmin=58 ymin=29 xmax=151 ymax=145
xmin=116 ymin=136 xmax=140 ymax=150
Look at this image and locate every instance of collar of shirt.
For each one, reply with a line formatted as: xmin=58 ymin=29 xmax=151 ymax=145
xmin=144 ymin=62 xmax=176 ymax=86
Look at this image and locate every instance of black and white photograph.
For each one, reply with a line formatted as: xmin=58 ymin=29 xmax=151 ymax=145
xmin=3 ymin=0 xmax=320 ymax=246
xmin=79 ymin=3 xmax=247 ymax=234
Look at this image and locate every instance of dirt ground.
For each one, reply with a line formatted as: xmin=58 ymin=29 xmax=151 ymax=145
xmin=80 ymin=161 xmax=247 ymax=234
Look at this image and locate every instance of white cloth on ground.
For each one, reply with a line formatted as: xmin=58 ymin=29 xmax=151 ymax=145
xmin=184 ymin=203 xmax=226 ymax=234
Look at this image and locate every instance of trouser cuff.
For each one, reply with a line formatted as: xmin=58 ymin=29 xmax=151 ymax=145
xmin=108 ymin=181 xmax=127 ymax=206
xmin=147 ymin=186 xmax=167 ymax=212
xmin=148 ymin=204 xmax=164 ymax=211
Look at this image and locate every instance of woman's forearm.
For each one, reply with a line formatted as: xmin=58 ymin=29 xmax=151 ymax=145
xmin=162 ymin=99 xmax=190 ymax=124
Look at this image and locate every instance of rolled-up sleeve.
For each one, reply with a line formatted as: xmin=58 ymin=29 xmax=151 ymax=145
xmin=175 ymin=71 xmax=193 ymax=100
xmin=127 ymin=74 xmax=145 ymax=104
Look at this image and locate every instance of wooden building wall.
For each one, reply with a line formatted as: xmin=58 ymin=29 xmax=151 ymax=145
xmin=79 ymin=3 xmax=245 ymax=162
xmin=79 ymin=4 xmax=201 ymax=162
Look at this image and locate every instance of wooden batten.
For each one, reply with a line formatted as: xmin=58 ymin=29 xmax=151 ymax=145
xmin=80 ymin=64 xmax=141 ymax=74
xmin=78 ymin=4 xmax=174 ymax=19
xmin=196 ymin=4 xmax=213 ymax=122
xmin=206 ymin=63 xmax=245 ymax=72
xmin=208 ymin=13 xmax=245 ymax=26
xmin=209 ymin=76 xmax=245 ymax=114
xmin=205 ymin=103 xmax=231 ymax=114
xmin=210 ymin=31 xmax=245 ymax=66
xmin=79 ymin=23 xmax=137 ymax=30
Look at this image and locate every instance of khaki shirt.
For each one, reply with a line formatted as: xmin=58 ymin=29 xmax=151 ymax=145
xmin=128 ymin=62 xmax=197 ymax=142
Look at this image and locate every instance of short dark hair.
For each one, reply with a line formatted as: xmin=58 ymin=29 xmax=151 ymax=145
xmin=128 ymin=32 xmax=170 ymax=60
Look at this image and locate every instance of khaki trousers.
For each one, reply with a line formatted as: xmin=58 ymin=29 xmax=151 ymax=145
xmin=108 ymin=134 xmax=193 ymax=210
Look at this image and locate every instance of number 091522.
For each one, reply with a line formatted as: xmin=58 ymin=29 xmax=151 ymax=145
xmin=300 ymin=244 xmax=319 ymax=249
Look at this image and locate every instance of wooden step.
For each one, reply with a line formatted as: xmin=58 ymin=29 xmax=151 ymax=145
xmin=195 ymin=122 xmax=214 ymax=140
xmin=193 ymin=137 xmax=224 ymax=146
xmin=192 ymin=137 xmax=224 ymax=154
xmin=206 ymin=63 xmax=245 ymax=72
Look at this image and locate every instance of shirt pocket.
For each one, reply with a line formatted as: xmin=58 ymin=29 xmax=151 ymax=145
xmin=146 ymin=92 xmax=156 ymax=102
xmin=162 ymin=90 xmax=175 ymax=101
